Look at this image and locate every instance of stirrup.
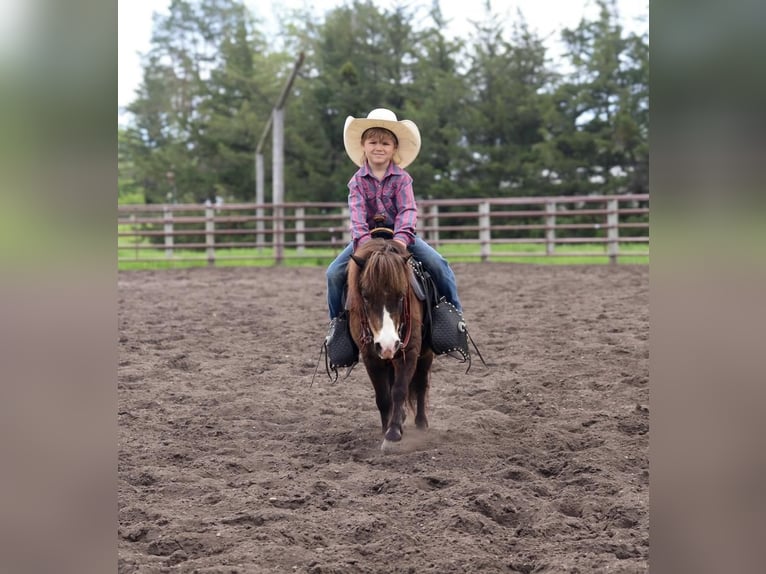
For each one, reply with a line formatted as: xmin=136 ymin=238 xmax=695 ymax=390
xmin=323 ymin=314 xmax=359 ymax=379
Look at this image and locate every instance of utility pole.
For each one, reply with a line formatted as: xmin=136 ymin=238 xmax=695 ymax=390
xmin=255 ymin=52 xmax=305 ymax=262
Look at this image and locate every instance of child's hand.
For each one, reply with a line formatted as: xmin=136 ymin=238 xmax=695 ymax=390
xmin=394 ymin=239 xmax=407 ymax=249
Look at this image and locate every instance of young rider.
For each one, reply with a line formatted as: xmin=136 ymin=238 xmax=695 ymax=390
xmin=325 ymin=108 xmax=463 ymax=347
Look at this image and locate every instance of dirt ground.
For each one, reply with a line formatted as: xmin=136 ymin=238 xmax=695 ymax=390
xmin=118 ymin=263 xmax=648 ymax=573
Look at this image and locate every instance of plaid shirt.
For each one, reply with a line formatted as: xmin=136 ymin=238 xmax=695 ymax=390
xmin=347 ymin=161 xmax=417 ymax=249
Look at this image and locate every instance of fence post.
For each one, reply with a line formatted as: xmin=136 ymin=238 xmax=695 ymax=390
xmin=607 ymin=198 xmax=619 ymax=265
xmin=163 ymin=205 xmax=173 ymax=259
xmin=205 ymin=204 xmax=215 ymax=266
xmin=130 ymin=213 xmax=138 ymax=260
xmin=295 ymin=207 xmax=305 ymax=255
xmin=428 ymin=204 xmax=440 ymax=247
xmin=255 ymin=153 xmax=265 ymax=252
xmin=545 ymin=200 xmax=556 ymax=256
xmin=479 ymin=201 xmax=491 ymax=262
xmin=341 ymin=207 xmax=350 ymax=244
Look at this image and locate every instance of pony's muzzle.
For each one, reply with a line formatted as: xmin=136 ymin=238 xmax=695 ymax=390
xmin=375 ymin=338 xmax=401 ymax=360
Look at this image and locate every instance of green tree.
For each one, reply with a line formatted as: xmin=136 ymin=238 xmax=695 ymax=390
xmin=278 ymin=1 xmax=428 ymax=203
xmin=461 ymin=5 xmax=554 ymax=198
xmin=192 ymin=2 xmax=286 ymax=203
xmin=124 ymin=0 xmax=279 ymax=203
xmin=117 ymin=0 xmax=648 ymax=210
xmin=125 ymin=0 xmax=205 ymax=203
xmin=539 ymin=0 xmax=649 ymax=197
xmin=403 ymin=1 xmax=471 ymax=200
xmin=118 ymin=128 xmax=145 ymax=204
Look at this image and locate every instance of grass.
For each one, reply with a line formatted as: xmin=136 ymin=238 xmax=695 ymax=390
xmin=444 ymin=242 xmax=649 ymax=265
xmin=118 ymin=238 xmax=649 ymax=270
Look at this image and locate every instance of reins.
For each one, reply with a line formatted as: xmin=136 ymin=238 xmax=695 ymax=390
xmin=399 ymin=288 xmax=413 ymax=352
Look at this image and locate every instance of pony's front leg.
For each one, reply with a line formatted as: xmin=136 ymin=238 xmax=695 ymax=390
xmin=383 ymin=354 xmax=417 ymax=445
xmin=364 ymin=359 xmax=393 ymax=434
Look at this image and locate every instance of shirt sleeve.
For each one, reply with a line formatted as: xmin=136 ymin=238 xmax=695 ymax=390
xmin=348 ymin=179 xmax=371 ymax=249
xmin=393 ymin=173 xmax=417 ymax=245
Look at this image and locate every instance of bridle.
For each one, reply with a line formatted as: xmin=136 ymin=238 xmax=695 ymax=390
xmin=358 ymin=285 xmax=412 ymax=357
xmin=351 ymin=241 xmax=414 ymax=359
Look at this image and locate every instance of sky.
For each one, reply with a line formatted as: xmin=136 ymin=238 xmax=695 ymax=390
xmin=118 ymin=0 xmax=648 ymax=114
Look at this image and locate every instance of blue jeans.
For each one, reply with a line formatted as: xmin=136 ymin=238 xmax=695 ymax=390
xmin=325 ymin=237 xmax=462 ymax=319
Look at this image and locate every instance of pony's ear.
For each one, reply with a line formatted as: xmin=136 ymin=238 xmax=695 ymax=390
xmin=350 ymin=254 xmax=366 ymax=269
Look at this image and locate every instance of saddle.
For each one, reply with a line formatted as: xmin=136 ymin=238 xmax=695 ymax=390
xmin=408 ymin=259 xmax=486 ymax=371
xmin=318 ymin=232 xmax=485 ymax=382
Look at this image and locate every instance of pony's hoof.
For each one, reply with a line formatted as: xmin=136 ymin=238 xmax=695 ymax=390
xmin=381 ymin=426 xmax=402 ymax=450
xmin=384 ymin=426 xmax=402 ymax=443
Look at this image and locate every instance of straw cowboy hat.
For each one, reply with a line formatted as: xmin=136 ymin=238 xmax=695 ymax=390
xmin=343 ymin=108 xmax=421 ymax=168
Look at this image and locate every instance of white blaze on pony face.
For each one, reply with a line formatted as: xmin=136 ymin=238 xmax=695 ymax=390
xmin=372 ymin=304 xmax=400 ymax=359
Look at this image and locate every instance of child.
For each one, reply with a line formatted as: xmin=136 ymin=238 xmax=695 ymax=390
xmin=325 ymin=108 xmax=463 ymax=347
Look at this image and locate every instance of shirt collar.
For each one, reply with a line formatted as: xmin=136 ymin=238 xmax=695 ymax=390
xmin=360 ymin=160 xmax=403 ymax=179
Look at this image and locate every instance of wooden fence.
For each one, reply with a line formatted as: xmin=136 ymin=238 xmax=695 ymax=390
xmin=118 ymin=194 xmax=649 ymax=265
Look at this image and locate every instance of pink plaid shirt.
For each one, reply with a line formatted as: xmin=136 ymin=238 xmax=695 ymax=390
xmin=347 ymin=160 xmax=417 ymax=249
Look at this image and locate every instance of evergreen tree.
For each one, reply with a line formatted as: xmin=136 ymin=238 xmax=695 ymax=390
xmin=461 ymin=5 xmax=554 ymax=198
xmin=539 ymin=0 xmax=649 ymax=197
xmin=118 ymin=128 xmax=145 ymax=204
xmin=193 ymin=1 xmax=285 ymax=203
xmin=403 ymin=1 xmax=471 ymax=200
xmin=124 ymin=0 xmax=279 ymax=203
xmin=279 ymin=1 xmax=426 ymax=202
xmin=117 ymin=0 xmax=649 ymax=209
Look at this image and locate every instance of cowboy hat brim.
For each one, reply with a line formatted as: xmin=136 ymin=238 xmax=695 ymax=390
xmin=343 ymin=114 xmax=421 ymax=169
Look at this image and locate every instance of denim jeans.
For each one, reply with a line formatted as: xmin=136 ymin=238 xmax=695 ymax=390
xmin=325 ymin=237 xmax=462 ymax=319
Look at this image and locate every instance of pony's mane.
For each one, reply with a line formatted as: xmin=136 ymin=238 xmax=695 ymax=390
xmin=347 ymin=239 xmax=409 ymax=311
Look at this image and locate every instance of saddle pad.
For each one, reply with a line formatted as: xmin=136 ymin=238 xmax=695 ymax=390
xmin=408 ymin=259 xmax=433 ymax=303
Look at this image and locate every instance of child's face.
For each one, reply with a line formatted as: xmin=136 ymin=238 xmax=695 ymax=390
xmin=363 ymin=132 xmax=397 ymax=169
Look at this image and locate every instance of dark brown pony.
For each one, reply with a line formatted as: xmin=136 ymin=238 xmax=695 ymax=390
xmin=347 ymin=238 xmax=434 ymax=449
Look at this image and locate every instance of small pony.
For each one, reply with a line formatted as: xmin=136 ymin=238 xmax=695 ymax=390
xmin=347 ymin=238 xmax=433 ymax=449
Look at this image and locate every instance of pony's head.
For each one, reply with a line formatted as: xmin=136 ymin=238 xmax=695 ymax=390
xmin=347 ymin=239 xmax=412 ymax=359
